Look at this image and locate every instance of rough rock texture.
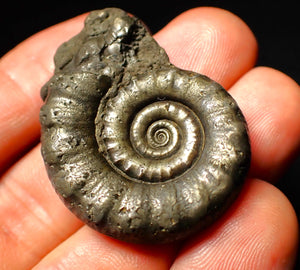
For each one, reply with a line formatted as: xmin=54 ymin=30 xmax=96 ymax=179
xmin=40 ymin=8 xmax=251 ymax=244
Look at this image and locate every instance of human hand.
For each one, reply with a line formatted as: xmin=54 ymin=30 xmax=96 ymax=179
xmin=0 ymin=7 xmax=299 ymax=269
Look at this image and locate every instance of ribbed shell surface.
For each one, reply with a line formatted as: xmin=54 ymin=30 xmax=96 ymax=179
xmin=40 ymin=8 xmax=251 ymax=243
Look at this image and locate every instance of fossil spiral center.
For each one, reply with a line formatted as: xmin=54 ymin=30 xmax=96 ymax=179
xmin=152 ymin=128 xmax=169 ymax=145
xmin=97 ymin=99 xmax=205 ymax=183
xmin=133 ymin=118 xmax=181 ymax=159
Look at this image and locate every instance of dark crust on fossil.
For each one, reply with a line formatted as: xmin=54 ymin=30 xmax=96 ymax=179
xmin=40 ymin=8 xmax=251 ymax=244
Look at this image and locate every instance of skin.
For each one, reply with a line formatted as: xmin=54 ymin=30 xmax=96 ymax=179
xmin=0 ymin=7 xmax=299 ymax=270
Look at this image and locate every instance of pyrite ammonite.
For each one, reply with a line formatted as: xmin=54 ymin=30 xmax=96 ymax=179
xmin=40 ymin=8 xmax=251 ymax=244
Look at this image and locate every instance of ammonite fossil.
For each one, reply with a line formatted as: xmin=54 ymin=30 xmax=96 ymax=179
xmin=40 ymin=8 xmax=251 ymax=244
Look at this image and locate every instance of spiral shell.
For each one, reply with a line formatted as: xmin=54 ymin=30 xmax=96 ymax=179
xmin=40 ymin=8 xmax=251 ymax=243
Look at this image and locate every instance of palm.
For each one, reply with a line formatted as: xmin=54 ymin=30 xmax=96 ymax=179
xmin=0 ymin=7 xmax=299 ymax=270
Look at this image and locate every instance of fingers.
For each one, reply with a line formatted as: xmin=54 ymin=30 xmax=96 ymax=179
xmin=0 ymin=14 xmax=86 ymax=172
xmin=155 ymin=7 xmax=258 ymax=88
xmin=33 ymin=226 xmax=176 ymax=270
xmin=0 ymin=145 xmax=83 ymax=269
xmin=229 ymin=67 xmax=300 ymax=182
xmin=170 ymin=179 xmax=299 ymax=270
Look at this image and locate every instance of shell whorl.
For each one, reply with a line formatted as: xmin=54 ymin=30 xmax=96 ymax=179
xmin=40 ymin=8 xmax=251 ymax=244
xmin=96 ymin=76 xmax=205 ymax=182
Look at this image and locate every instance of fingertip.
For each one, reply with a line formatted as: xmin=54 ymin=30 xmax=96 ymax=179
xmin=229 ymin=66 xmax=300 ymax=181
xmin=155 ymin=7 xmax=258 ymax=88
xmin=171 ymin=179 xmax=298 ymax=269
